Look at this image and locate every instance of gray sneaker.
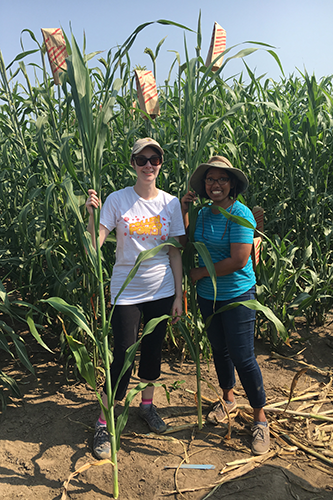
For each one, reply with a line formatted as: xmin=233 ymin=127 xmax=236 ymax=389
xmin=206 ymin=400 xmax=237 ymax=425
xmin=93 ymin=423 xmax=111 ymax=459
xmin=139 ymin=403 xmax=167 ymax=433
xmin=251 ymin=423 xmax=270 ymax=455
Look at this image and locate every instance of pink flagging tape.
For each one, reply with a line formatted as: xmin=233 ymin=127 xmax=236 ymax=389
xmin=144 ymin=93 xmax=158 ymax=104
xmin=212 ymin=33 xmax=227 ymax=55
xmin=252 ymin=206 xmax=264 ymax=269
xmin=253 ymin=237 xmax=263 ymax=266
xmin=47 ymin=46 xmax=67 ymax=72
xmin=205 ymin=22 xmax=227 ymax=71
xmin=41 ymin=28 xmax=68 ymax=85
xmin=43 ymin=28 xmax=62 ymax=44
xmin=134 ymin=70 xmax=160 ymax=119
xmin=141 ymin=82 xmax=156 ymax=96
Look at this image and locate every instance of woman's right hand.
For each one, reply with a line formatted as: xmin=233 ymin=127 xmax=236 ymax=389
xmin=86 ymin=189 xmax=101 ymax=216
xmin=181 ymin=191 xmax=197 ymax=214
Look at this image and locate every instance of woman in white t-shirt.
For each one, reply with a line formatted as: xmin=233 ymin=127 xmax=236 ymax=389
xmin=86 ymin=138 xmax=185 ymax=459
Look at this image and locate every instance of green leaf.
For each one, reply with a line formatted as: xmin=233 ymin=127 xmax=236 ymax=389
xmin=213 ymin=206 xmax=256 ymax=230
xmin=206 ymin=299 xmax=288 ymax=341
xmin=193 ymin=242 xmax=217 ymax=304
xmin=66 ymin=335 xmax=96 ymax=389
xmin=115 ymin=382 xmax=149 ymax=449
xmin=0 ymin=331 xmax=13 ymax=356
xmin=112 ymin=315 xmax=171 ymax=402
xmin=8 ymin=333 xmax=35 ymax=375
xmin=61 ymin=177 xmax=98 ymax=271
xmin=267 ymin=49 xmax=285 ymax=76
xmin=60 ymin=135 xmax=84 ymax=192
xmin=111 ymin=239 xmax=182 ymax=313
xmin=26 ymin=310 xmax=53 ymax=353
xmin=6 ymin=49 xmax=39 ymax=70
xmin=155 ymin=36 xmax=168 ymax=58
xmin=175 ymin=321 xmax=196 ymax=362
xmin=0 ymin=370 xmax=21 ymax=398
xmin=156 ymin=19 xmax=194 ymax=32
xmin=41 ymin=297 xmax=96 ymax=343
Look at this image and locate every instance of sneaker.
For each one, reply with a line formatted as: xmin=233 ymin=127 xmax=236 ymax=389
xmin=93 ymin=423 xmax=111 ymax=460
xmin=251 ymin=422 xmax=270 ymax=455
xmin=206 ymin=400 xmax=237 ymax=425
xmin=139 ymin=403 xmax=167 ymax=433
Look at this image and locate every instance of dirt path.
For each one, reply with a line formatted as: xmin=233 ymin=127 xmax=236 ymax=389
xmin=1 ymin=320 xmax=333 ymax=499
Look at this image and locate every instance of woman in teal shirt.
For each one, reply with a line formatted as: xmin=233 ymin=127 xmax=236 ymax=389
xmin=181 ymin=156 xmax=270 ymax=456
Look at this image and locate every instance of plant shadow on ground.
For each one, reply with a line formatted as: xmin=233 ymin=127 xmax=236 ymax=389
xmin=0 ymin=316 xmax=333 ymax=499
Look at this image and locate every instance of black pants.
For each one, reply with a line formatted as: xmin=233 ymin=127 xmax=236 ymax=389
xmin=103 ymin=296 xmax=174 ymax=401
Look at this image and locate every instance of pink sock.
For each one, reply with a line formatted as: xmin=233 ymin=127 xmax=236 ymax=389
xmin=141 ymin=399 xmax=153 ymax=406
xmin=98 ymin=416 xmax=107 ymax=425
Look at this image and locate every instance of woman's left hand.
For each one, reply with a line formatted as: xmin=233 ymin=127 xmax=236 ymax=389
xmin=171 ymin=296 xmax=182 ymax=324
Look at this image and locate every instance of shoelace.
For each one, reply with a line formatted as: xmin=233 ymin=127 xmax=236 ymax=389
xmin=252 ymin=426 xmax=265 ymax=441
xmin=95 ymin=426 xmax=109 ymax=446
xmin=142 ymin=405 xmax=165 ymax=428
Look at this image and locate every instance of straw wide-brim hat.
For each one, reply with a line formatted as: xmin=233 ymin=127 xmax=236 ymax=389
xmin=131 ymin=137 xmax=164 ymax=156
xmin=190 ymin=157 xmax=249 ymax=197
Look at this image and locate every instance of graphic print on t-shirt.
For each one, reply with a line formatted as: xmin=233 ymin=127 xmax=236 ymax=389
xmin=129 ymin=215 xmax=163 ymax=236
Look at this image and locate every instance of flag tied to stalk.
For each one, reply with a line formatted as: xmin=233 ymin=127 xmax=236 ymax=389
xmin=41 ymin=28 xmax=68 ymax=85
xmin=205 ymin=22 xmax=227 ymax=72
xmin=134 ymin=70 xmax=160 ymax=119
xmin=252 ymin=206 xmax=264 ymax=268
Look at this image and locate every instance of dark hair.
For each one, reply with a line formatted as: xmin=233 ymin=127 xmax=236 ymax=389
xmin=228 ymin=171 xmax=239 ymax=198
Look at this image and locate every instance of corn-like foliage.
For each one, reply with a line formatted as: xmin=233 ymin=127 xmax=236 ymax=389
xmin=1 ymin=20 xmax=332 ymax=364
xmin=1 ymin=25 xmax=332 ymax=347
xmin=1 ymin=18 xmax=333 ymax=495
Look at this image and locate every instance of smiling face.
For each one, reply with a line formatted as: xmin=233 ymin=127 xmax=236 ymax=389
xmin=132 ymin=146 xmax=162 ymax=185
xmin=204 ymin=167 xmax=234 ymax=209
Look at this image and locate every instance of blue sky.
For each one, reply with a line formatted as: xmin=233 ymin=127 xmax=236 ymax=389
xmin=1 ymin=0 xmax=332 ymax=85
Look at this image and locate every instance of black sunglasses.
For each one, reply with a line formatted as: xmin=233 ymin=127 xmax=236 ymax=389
xmin=134 ymin=155 xmax=162 ymax=167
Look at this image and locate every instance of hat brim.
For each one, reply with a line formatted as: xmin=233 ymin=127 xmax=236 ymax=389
xmin=132 ymin=138 xmax=164 ymax=156
xmin=189 ymin=162 xmax=249 ymax=197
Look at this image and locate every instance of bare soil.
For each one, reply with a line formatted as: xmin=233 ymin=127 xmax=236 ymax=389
xmin=1 ymin=318 xmax=333 ymax=500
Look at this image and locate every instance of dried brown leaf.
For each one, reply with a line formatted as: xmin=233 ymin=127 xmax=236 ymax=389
xmin=61 ymin=459 xmax=114 ymax=500
xmin=284 ymin=368 xmax=308 ymax=413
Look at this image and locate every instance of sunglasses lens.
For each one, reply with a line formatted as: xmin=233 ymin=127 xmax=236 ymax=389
xmin=135 ymin=157 xmax=147 ymax=166
xmin=149 ymin=156 xmax=162 ymax=166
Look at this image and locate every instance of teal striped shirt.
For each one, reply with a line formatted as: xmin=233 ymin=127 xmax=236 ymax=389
xmin=194 ymin=201 xmax=256 ymax=301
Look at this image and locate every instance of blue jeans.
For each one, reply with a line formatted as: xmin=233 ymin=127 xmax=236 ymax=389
xmin=198 ymin=287 xmax=266 ymax=409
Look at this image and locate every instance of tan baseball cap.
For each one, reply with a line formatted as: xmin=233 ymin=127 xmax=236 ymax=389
xmin=131 ymin=137 xmax=164 ymax=156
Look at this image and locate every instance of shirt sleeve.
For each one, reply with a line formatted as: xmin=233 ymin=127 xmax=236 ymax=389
xmin=169 ymin=198 xmax=186 ymax=237
xmin=100 ymin=192 xmax=118 ymax=232
xmin=229 ymin=206 xmax=256 ymax=244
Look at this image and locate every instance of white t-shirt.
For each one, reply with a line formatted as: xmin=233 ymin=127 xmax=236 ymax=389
xmin=100 ymin=186 xmax=185 ymax=305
